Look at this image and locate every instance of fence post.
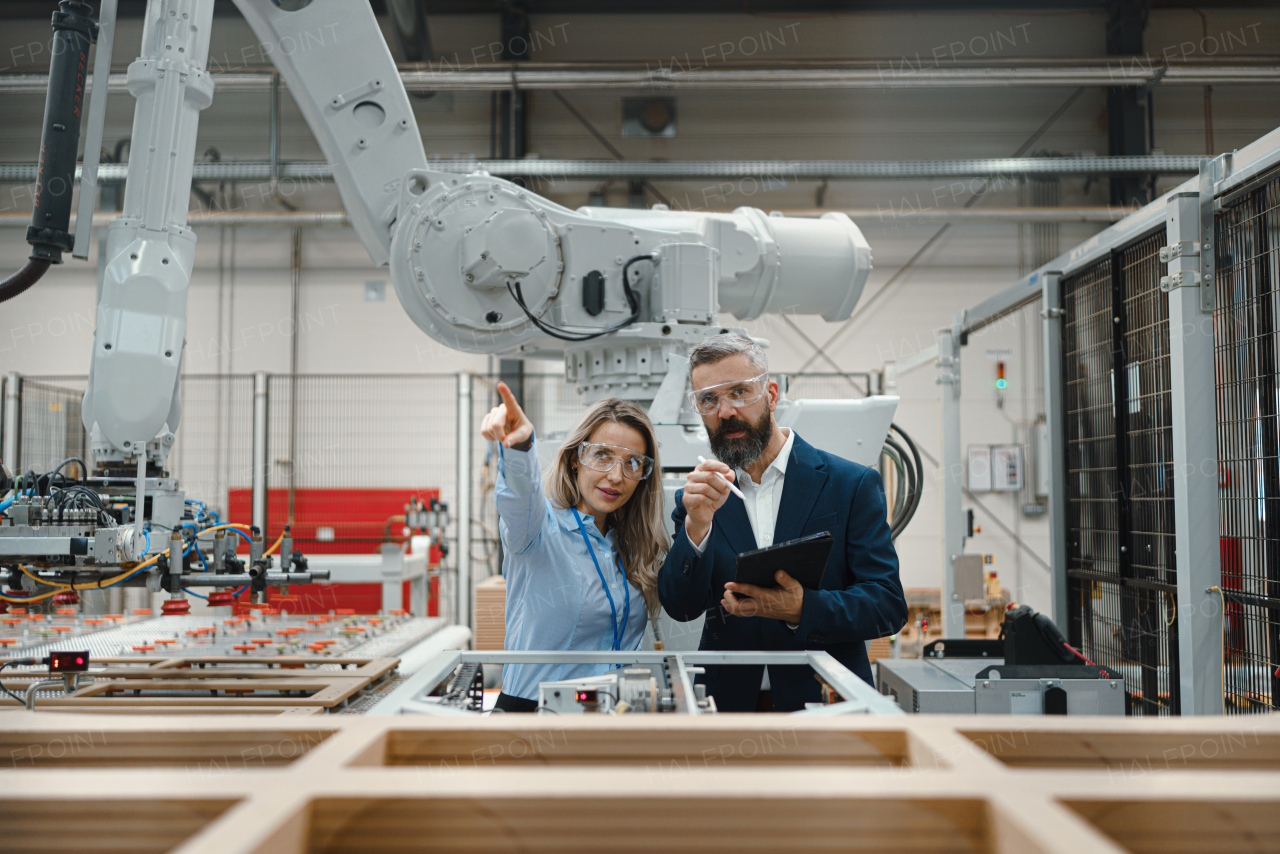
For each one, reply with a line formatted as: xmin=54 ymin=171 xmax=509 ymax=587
xmin=1041 ymin=273 xmax=1070 ymax=632
xmin=457 ymin=372 xmax=472 ymax=630
xmin=2 ymin=373 xmax=19 ymax=471
xmin=938 ymin=323 xmax=965 ymax=638
xmin=1167 ymin=189 xmax=1224 ymax=715
xmin=252 ymin=372 xmax=268 ymax=532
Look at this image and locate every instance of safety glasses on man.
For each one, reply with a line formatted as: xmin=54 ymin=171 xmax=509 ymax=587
xmin=577 ymin=442 xmax=654 ymax=480
xmin=686 ymin=371 xmax=769 ymax=415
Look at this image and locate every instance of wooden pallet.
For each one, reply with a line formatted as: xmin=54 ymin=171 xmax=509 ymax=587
xmin=0 ymin=656 xmax=398 ymax=711
xmin=0 ymin=711 xmax=1276 ymax=853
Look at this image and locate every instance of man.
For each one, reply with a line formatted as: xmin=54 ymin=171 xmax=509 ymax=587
xmin=658 ymin=333 xmax=907 ymax=712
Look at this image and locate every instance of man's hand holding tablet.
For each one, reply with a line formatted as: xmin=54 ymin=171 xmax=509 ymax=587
xmin=722 ymin=532 xmax=834 ymax=623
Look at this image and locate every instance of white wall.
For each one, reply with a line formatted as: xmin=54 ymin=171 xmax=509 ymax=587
xmin=2 ymin=8 xmax=1278 ymax=606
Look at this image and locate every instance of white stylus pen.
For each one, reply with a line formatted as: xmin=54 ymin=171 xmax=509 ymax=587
xmin=696 ymin=455 xmax=746 ymax=500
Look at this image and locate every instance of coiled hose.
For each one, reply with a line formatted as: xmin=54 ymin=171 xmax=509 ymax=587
xmin=882 ymin=422 xmax=923 ymax=540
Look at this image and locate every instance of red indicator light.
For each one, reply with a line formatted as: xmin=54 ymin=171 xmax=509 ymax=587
xmin=574 ymin=690 xmax=598 ymax=704
xmin=48 ymin=651 xmax=90 ymax=673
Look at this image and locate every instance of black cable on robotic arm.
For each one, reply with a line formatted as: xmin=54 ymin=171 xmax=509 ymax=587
xmin=507 ymin=254 xmax=653 ymax=342
xmin=3 ymin=2 xmax=99 ymax=305
xmin=0 ymin=259 xmax=52 ymax=305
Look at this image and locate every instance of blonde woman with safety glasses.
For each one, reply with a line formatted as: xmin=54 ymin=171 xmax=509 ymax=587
xmin=480 ymin=382 xmax=668 ymax=712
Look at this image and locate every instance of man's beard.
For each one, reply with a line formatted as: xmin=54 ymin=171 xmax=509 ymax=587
xmin=708 ymin=408 xmax=773 ymax=472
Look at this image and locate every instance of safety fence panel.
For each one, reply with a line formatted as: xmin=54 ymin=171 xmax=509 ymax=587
xmin=166 ymin=374 xmax=255 ymax=513
xmin=14 ymin=376 xmax=88 ymax=479
xmin=783 ymin=372 xmax=873 ymax=399
xmin=1061 ymin=228 xmax=1178 ymax=716
xmin=1214 ymin=165 xmax=1280 ymax=714
xmin=261 ymin=374 xmax=457 ymax=556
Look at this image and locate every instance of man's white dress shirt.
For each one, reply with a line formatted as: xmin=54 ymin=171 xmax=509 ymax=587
xmin=689 ymin=429 xmax=799 ymax=651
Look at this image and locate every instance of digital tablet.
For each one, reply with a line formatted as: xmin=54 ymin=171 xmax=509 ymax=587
xmin=733 ymin=531 xmax=833 ymax=591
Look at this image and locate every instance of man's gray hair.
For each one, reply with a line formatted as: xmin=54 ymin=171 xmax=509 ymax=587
xmin=687 ymin=333 xmax=769 ymax=379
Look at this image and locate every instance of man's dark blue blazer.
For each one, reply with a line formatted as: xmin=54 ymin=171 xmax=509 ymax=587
xmin=658 ymin=432 xmax=907 ymax=712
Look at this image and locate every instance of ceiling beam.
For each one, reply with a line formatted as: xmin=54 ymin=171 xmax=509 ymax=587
xmin=1 ymin=60 xmax=1275 ymax=94
xmin=0 ymin=156 xmax=1203 ymax=185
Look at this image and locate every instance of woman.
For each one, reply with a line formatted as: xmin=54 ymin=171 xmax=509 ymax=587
xmin=481 ymin=381 xmax=668 ymax=712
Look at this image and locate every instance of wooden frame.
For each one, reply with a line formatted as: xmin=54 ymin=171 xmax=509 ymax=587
xmin=0 ymin=656 xmax=398 ymax=711
xmin=0 ymin=711 xmax=1276 ymax=853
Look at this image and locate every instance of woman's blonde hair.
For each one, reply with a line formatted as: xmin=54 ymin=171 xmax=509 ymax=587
xmin=545 ymin=398 xmax=668 ymax=615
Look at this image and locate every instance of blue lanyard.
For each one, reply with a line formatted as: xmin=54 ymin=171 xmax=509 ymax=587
xmin=571 ymin=507 xmax=631 ymax=651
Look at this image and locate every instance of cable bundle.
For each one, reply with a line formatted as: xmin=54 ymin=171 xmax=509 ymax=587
xmin=881 ymin=422 xmax=922 ymax=540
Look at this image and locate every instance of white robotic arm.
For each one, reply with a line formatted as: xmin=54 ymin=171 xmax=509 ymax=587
xmin=233 ymin=0 xmax=872 ymax=407
xmin=84 ymin=0 xmax=874 ymax=464
xmin=82 ymin=0 xmax=217 ymax=468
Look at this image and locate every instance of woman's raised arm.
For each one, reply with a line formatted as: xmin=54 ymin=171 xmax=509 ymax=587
xmin=486 ymin=381 xmax=546 ymax=555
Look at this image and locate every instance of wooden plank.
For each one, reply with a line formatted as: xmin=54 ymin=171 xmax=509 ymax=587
xmin=1065 ymin=799 xmax=1280 ymax=854
xmin=31 ymin=706 xmax=325 ymax=717
xmin=2 ymin=798 xmax=238 ymax=854
xmin=376 ymin=726 xmax=909 ymax=768
xmin=958 ymin=728 xmax=1280 ymax=771
xmin=0 ymin=728 xmax=334 ymax=769
xmin=304 ymin=795 xmax=993 ymax=854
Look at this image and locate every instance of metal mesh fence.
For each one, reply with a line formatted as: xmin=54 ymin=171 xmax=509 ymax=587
xmin=782 ymin=372 xmax=873 ymax=399
xmin=1061 ymin=228 xmax=1178 ymax=716
xmin=13 ymin=375 xmax=254 ymax=516
xmin=263 ymin=374 xmax=457 ymax=555
xmin=1214 ymin=166 xmax=1280 ymax=713
xmin=13 ymin=376 xmax=89 ymax=479
xmin=166 ymin=374 xmax=255 ymax=514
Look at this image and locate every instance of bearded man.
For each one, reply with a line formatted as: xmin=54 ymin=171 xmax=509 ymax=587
xmin=658 ymin=333 xmax=907 ymax=711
